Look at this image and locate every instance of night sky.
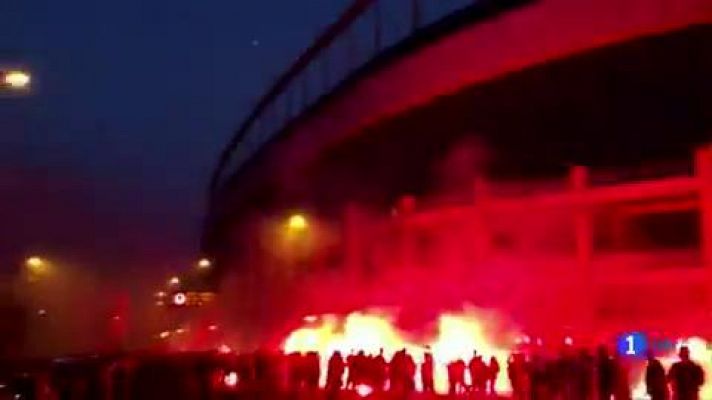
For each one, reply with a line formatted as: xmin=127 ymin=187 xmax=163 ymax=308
xmin=0 ymin=1 xmax=350 ymax=275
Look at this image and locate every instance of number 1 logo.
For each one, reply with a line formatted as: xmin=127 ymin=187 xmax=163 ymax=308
xmin=618 ymin=332 xmax=647 ymax=357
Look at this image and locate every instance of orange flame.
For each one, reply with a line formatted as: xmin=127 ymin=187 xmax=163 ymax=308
xmin=284 ymin=308 xmax=712 ymax=397
xmin=283 ymin=306 xmax=517 ymax=394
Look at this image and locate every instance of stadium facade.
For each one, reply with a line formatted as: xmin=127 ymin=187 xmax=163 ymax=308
xmin=203 ymin=0 xmax=712 ymax=346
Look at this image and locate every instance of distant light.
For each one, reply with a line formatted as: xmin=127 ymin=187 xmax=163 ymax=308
xmin=355 ymin=384 xmax=373 ymax=397
xmin=37 ymin=309 xmax=47 ymax=316
xmin=251 ymin=39 xmax=260 ymax=47
xmin=218 ymin=344 xmax=232 ymax=354
xmin=155 ymin=291 xmax=166 ymax=298
xmin=303 ymin=315 xmax=318 ymax=323
xmin=173 ymin=292 xmax=187 ymax=306
xmin=197 ymin=258 xmax=211 ymax=269
xmin=223 ymin=371 xmax=238 ymax=387
xmin=159 ymin=331 xmax=170 ymax=339
xmin=168 ymin=276 xmax=180 ymax=286
xmin=564 ymin=336 xmax=573 ymax=346
xmin=287 ymin=214 xmax=308 ymax=231
xmin=175 ymin=328 xmax=186 ymax=334
xmin=26 ymin=256 xmax=44 ymax=268
xmin=536 ymin=338 xmax=543 ymax=346
xmin=112 ymin=315 xmax=121 ymax=321
xmin=208 ymin=324 xmax=219 ymax=331
xmin=4 ymin=70 xmax=31 ymax=88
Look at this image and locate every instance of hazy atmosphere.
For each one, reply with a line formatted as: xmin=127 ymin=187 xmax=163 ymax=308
xmin=1 ymin=0 xmax=349 ymax=273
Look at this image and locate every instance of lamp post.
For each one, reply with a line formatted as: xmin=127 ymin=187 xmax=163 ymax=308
xmin=1 ymin=69 xmax=31 ymax=90
xmin=287 ymin=213 xmax=308 ymax=232
xmin=168 ymin=276 xmax=181 ymax=287
xmin=24 ymin=256 xmax=50 ymax=282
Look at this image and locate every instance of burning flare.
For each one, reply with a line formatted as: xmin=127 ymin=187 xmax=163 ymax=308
xmin=283 ymin=306 xmax=516 ymax=394
xmin=284 ymin=309 xmax=712 ymax=398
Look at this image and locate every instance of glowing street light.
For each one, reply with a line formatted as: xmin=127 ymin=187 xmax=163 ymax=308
xmin=25 ymin=256 xmax=50 ymax=277
xmin=197 ymin=258 xmax=211 ymax=269
xmin=172 ymin=292 xmax=187 ymax=306
xmin=168 ymin=276 xmax=180 ymax=286
xmin=25 ymin=256 xmax=44 ymax=269
xmin=3 ymin=70 xmax=31 ymax=89
xmin=287 ymin=213 xmax=308 ymax=231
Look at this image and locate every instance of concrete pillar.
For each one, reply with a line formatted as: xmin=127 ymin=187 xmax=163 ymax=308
xmin=570 ymin=165 xmax=593 ymax=332
xmin=570 ymin=166 xmax=593 ymax=270
xmin=694 ymin=145 xmax=712 ymax=307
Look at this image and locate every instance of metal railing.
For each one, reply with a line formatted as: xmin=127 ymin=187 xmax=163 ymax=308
xmin=209 ymin=0 xmax=523 ymax=196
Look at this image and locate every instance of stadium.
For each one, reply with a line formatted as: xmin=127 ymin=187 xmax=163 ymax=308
xmin=201 ymin=0 xmax=712 ymax=354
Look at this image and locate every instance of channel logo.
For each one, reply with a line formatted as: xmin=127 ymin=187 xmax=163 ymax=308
xmin=617 ymin=332 xmax=676 ymax=357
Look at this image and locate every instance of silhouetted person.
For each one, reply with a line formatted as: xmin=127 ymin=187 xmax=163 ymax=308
xmin=353 ymin=350 xmax=368 ymax=386
xmin=421 ymin=352 xmax=435 ymax=393
xmin=346 ymin=352 xmax=356 ymax=389
xmin=111 ymin=364 xmax=129 ymax=400
xmin=326 ymin=351 xmax=345 ymax=390
xmin=488 ymin=356 xmax=500 ymax=395
xmin=613 ymin=355 xmax=632 ymax=400
xmin=596 ymin=346 xmax=615 ymax=400
xmin=646 ymin=350 xmax=668 ymax=400
xmin=528 ymin=352 xmax=547 ymax=400
xmin=373 ymin=349 xmax=387 ymax=391
xmin=401 ymin=349 xmax=416 ymax=394
xmin=668 ymin=346 xmax=704 ymax=400
xmin=304 ymin=351 xmax=320 ymax=390
xmin=508 ymin=352 xmax=529 ymax=400
xmin=287 ymin=352 xmax=303 ymax=391
xmin=556 ymin=347 xmax=578 ymax=399
xmin=469 ymin=352 xmax=487 ymax=392
xmin=448 ymin=359 xmax=466 ymax=395
xmin=546 ymin=355 xmax=564 ymax=399
xmin=389 ymin=350 xmax=401 ymax=392
xmin=574 ymin=349 xmax=594 ymax=400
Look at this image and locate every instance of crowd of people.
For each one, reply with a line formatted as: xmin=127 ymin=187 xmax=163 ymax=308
xmin=280 ymin=345 xmax=705 ymax=400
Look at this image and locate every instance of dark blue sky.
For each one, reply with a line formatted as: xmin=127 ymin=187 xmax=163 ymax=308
xmin=1 ymin=0 xmax=350 ymax=274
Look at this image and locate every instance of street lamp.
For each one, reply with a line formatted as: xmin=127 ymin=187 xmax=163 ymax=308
xmin=287 ymin=213 xmax=308 ymax=232
xmin=25 ymin=256 xmax=44 ymax=269
xmin=2 ymin=70 xmax=31 ymax=89
xmin=25 ymin=256 xmax=50 ymax=277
